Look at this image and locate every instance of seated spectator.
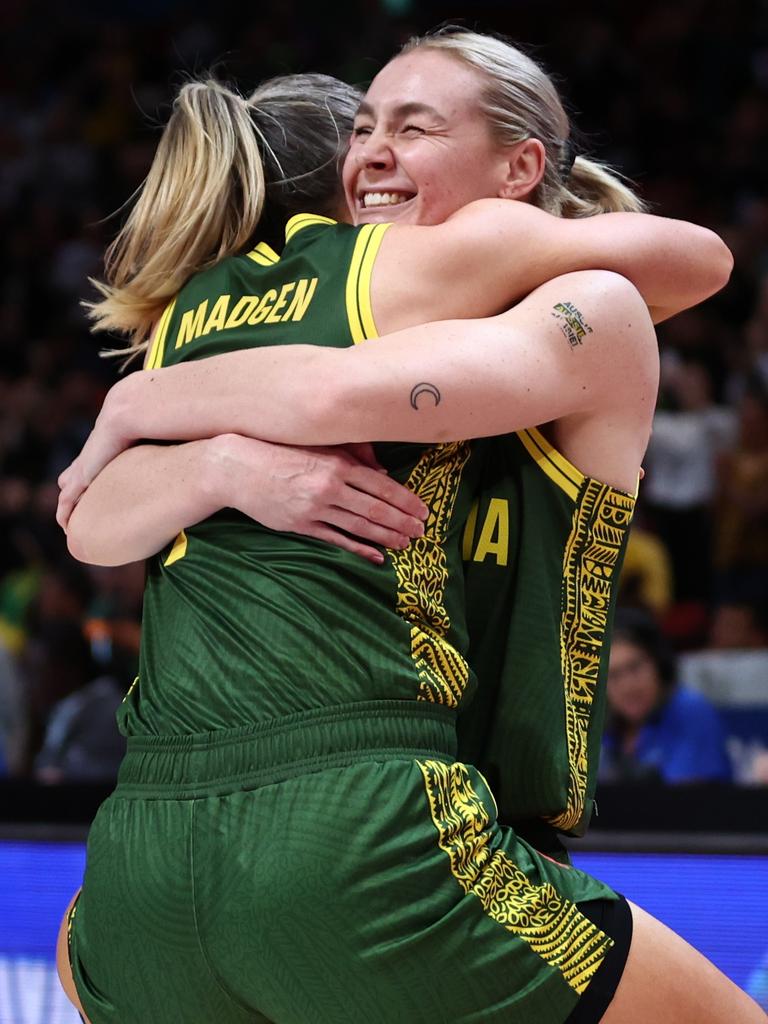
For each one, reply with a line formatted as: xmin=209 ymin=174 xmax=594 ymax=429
xmin=709 ymin=599 xmax=768 ymax=650
xmin=601 ymin=607 xmax=732 ymax=783
xmin=679 ymin=597 xmax=768 ymax=783
xmin=30 ymin=621 xmax=125 ymax=784
xmin=644 ymin=351 xmax=736 ymax=602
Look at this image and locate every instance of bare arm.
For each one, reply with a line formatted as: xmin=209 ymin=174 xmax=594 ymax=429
xmin=65 ymin=441 xmax=220 ymax=565
xmin=64 ymin=438 xmax=429 ymax=567
xmin=60 ymin=271 xmax=658 ymax=502
xmin=372 ymin=200 xmax=733 ymax=332
xmin=59 ymin=205 xmax=728 ymax=534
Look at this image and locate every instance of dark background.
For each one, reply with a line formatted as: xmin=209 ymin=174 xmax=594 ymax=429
xmin=1 ymin=0 xmax=767 ymax=825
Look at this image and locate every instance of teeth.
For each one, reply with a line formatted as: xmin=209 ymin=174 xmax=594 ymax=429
xmin=362 ymin=192 xmax=411 ymax=208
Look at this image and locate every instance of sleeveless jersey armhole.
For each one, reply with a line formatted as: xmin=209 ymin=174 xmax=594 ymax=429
xmin=344 ymin=223 xmax=392 ymax=344
xmin=517 ymin=426 xmax=639 ymax=503
xmin=144 ymin=298 xmax=178 ymax=370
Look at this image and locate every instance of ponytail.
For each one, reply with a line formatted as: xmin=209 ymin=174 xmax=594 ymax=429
xmin=87 ymin=80 xmax=267 ymax=359
xmin=558 ymin=156 xmax=647 ymax=218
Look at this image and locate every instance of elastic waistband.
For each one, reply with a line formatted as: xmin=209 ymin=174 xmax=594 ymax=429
xmin=116 ymin=700 xmax=458 ymax=799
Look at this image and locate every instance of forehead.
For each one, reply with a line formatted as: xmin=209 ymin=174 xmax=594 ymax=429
xmin=610 ymin=638 xmax=642 ymax=662
xmin=363 ymin=49 xmax=484 ymax=120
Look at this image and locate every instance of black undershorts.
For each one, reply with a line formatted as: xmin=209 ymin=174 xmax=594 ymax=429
xmin=565 ymin=894 xmax=634 ymax=1024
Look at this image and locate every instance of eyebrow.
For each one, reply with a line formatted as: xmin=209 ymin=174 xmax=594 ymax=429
xmin=355 ymin=100 xmax=446 ymax=122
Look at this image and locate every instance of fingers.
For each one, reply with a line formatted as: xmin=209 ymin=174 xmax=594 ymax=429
xmin=307 ymin=524 xmax=386 ymax=565
xmin=346 ymin=465 xmax=428 ymax=522
xmin=56 ymin=494 xmax=72 ymax=531
xmin=323 ymin=507 xmax=413 ymax=551
xmin=56 ymin=464 xmax=84 ymax=531
xmin=332 ymin=483 xmax=425 ymax=541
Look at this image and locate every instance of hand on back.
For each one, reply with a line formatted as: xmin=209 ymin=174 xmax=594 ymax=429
xmin=205 ymin=435 xmax=427 ymax=564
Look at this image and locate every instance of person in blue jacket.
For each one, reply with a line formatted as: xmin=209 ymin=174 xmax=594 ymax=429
xmin=601 ymin=607 xmax=732 ymax=783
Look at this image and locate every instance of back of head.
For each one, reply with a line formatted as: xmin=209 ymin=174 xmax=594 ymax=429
xmin=401 ymin=28 xmax=645 ymax=219
xmin=89 ymin=73 xmax=361 ymax=359
xmin=250 ymin=74 xmax=362 ymax=226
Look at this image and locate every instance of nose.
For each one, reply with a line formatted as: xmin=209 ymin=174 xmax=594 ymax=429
xmin=355 ymin=129 xmax=395 ymax=171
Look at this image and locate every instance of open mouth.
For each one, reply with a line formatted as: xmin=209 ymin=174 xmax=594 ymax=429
xmin=359 ymin=191 xmax=416 ymax=209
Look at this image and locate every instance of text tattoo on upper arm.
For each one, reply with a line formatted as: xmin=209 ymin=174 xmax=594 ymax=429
xmin=410 ymin=382 xmax=442 ymax=410
xmin=552 ymin=302 xmax=593 ymax=348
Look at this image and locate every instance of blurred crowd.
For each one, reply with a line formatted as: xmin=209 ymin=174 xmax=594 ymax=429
xmin=0 ymin=0 xmax=767 ymax=789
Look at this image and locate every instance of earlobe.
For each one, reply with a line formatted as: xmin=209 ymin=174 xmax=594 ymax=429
xmin=498 ymin=138 xmax=547 ymax=201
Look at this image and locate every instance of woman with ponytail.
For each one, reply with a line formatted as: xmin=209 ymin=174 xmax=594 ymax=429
xmin=58 ymin=31 xmax=760 ymax=1024
xmin=92 ymin=74 xmax=362 ymax=356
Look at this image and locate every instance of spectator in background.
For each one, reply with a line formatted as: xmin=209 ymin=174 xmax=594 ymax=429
xmin=30 ymin=620 xmax=125 ymax=783
xmin=1 ymin=2 xmax=767 ymax=790
xmin=644 ymin=350 xmax=736 ymax=603
xmin=601 ymin=607 xmax=732 ymax=784
xmin=709 ymin=598 xmax=768 ymax=649
xmin=0 ymin=641 xmax=26 ymax=775
xmin=618 ymin=503 xmax=675 ymax=616
xmin=678 ymin=592 xmax=768 ymax=784
xmin=713 ymin=375 xmax=768 ymax=602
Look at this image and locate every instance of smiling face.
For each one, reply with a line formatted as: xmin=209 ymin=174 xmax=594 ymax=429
xmin=342 ymin=49 xmax=515 ymax=226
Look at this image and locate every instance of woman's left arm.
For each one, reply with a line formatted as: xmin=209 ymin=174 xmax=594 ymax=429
xmin=59 ymin=270 xmax=655 ymax=506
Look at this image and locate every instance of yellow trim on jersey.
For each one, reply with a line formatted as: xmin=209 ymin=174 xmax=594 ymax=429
xmin=548 ymin=481 xmax=635 ymax=832
xmin=389 ymin=441 xmax=472 ymax=707
xmin=164 ymin=529 xmax=188 ymax=567
xmin=145 ymin=299 xmax=177 ymax=370
xmin=284 ymin=213 xmax=337 ymax=243
xmin=345 ymin=223 xmax=392 ymax=344
xmin=246 ymin=241 xmax=280 ymax=266
xmin=121 ymin=675 xmax=139 ymax=705
xmin=516 ymin=426 xmax=585 ymax=503
xmin=419 ymin=759 xmax=613 ymax=994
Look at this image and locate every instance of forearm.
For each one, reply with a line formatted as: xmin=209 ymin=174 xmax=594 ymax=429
xmin=109 ymin=271 xmax=652 ymax=449
xmin=532 ymin=212 xmax=733 ymax=322
xmin=383 ymin=201 xmax=733 ymax=334
xmin=66 ymin=440 xmax=221 ymax=565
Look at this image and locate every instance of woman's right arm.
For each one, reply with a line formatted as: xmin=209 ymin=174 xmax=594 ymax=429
xmin=371 ymin=200 xmax=733 ymax=333
xmin=65 ymin=437 xmax=428 ymax=567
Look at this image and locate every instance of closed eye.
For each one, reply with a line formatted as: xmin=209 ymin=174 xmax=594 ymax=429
xmin=352 ymin=125 xmax=373 ymax=137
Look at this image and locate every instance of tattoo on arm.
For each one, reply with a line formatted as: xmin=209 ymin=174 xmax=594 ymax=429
xmin=410 ymin=382 xmax=441 ymax=410
xmin=552 ymin=301 xmax=593 ymax=348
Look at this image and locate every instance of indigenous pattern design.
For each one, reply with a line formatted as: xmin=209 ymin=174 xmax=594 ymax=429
xmin=389 ymin=442 xmax=471 ymax=707
xmin=419 ymin=759 xmax=613 ymax=995
xmin=550 ymin=480 xmax=635 ymax=832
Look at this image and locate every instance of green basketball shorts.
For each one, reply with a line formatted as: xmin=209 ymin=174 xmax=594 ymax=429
xmin=68 ymin=700 xmax=624 ymax=1023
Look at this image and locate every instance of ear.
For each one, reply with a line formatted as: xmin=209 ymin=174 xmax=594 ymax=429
xmin=498 ymin=138 xmax=546 ymax=200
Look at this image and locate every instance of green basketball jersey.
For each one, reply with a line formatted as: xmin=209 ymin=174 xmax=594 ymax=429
xmin=459 ymin=428 xmax=635 ymax=837
xmin=122 ymin=215 xmax=481 ymax=735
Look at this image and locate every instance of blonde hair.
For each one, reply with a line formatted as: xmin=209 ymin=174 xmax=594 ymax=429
xmin=88 ymin=74 xmax=361 ymax=359
xmin=401 ymin=29 xmax=646 ymax=219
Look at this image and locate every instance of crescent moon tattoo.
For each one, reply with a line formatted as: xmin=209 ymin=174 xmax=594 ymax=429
xmin=410 ymin=382 xmax=442 ymax=410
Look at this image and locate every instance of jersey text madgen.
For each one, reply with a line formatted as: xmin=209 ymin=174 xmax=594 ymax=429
xmin=175 ymin=278 xmax=319 ymax=349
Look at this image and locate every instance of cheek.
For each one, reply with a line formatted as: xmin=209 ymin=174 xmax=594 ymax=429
xmin=610 ymin=682 xmax=654 ymax=720
xmin=341 ymin=154 xmax=356 ymax=197
xmin=416 ymin=172 xmax=467 ymax=224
